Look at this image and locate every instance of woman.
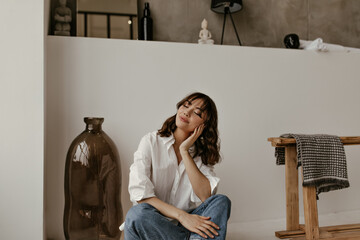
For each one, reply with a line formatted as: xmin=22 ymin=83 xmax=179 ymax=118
xmin=125 ymin=92 xmax=231 ymax=240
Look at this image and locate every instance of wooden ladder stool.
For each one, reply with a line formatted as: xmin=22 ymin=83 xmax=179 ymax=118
xmin=268 ymin=136 xmax=360 ymax=240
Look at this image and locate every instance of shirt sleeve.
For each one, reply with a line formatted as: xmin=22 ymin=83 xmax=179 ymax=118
xmin=128 ymin=135 xmax=156 ymax=204
xmin=190 ymin=161 xmax=220 ymax=203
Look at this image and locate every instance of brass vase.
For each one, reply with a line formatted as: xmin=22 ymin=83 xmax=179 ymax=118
xmin=64 ymin=117 xmax=123 ymax=240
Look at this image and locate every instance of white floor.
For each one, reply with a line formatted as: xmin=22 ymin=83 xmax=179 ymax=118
xmin=119 ymin=210 xmax=360 ymax=240
xmin=226 ymin=210 xmax=360 ymax=240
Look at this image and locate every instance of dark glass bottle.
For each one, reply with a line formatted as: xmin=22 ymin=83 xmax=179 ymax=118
xmin=139 ymin=2 xmax=153 ymax=40
xmin=64 ymin=117 xmax=123 ymax=240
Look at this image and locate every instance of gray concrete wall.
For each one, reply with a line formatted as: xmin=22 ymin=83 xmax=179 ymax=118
xmin=138 ymin=0 xmax=360 ymax=48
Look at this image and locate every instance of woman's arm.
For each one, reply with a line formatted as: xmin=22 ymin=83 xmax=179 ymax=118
xmin=179 ymin=124 xmax=211 ymax=202
xmin=138 ymin=197 xmax=184 ymax=220
xmin=139 ymin=197 xmax=219 ymax=238
xmin=180 ymin=150 xmax=211 ymax=202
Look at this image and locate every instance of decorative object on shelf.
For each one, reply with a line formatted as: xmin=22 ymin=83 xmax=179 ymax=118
xmin=211 ymin=0 xmax=242 ymax=45
xmin=284 ymin=33 xmax=360 ymax=53
xmin=64 ymin=117 xmax=123 ymax=240
xmin=139 ymin=2 xmax=153 ymax=40
xmin=284 ymin=33 xmax=300 ymax=49
xmin=300 ymin=38 xmax=328 ymax=51
xmin=198 ymin=19 xmax=214 ymax=44
xmin=284 ymin=33 xmax=328 ymax=51
xmin=50 ymin=0 xmax=76 ymax=36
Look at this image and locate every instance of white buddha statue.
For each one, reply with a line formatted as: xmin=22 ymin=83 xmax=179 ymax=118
xmin=198 ymin=19 xmax=214 ymax=44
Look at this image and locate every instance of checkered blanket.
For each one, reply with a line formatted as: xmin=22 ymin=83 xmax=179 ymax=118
xmin=275 ymin=134 xmax=350 ymax=196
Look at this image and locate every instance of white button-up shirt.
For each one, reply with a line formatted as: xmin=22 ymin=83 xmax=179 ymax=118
xmin=128 ymin=131 xmax=220 ymax=212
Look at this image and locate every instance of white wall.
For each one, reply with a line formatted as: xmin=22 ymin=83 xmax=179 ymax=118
xmin=0 ymin=0 xmax=44 ymax=239
xmin=46 ymin=36 xmax=360 ymax=239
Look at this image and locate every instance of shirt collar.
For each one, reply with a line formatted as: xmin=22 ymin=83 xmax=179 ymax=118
xmin=160 ymin=132 xmax=196 ymax=154
xmin=161 ymin=133 xmax=176 ymax=150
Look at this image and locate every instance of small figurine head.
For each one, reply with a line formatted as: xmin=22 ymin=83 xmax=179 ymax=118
xmin=59 ymin=0 xmax=67 ymax=6
xmin=201 ymin=19 xmax=208 ymax=29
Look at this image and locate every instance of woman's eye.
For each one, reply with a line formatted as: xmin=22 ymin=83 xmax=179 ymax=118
xmin=194 ymin=112 xmax=202 ymax=118
xmin=183 ymin=104 xmax=189 ymax=108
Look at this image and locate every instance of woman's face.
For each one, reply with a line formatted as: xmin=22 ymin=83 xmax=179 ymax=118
xmin=176 ymin=98 xmax=206 ymax=133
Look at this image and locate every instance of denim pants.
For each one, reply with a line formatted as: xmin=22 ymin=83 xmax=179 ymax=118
xmin=124 ymin=194 xmax=231 ymax=240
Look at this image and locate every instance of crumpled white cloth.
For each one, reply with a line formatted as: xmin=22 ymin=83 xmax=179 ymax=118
xmin=299 ymin=38 xmax=360 ymax=53
xmin=119 ymin=222 xmax=125 ymax=231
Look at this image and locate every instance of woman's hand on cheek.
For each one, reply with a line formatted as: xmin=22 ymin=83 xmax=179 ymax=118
xmin=179 ymin=124 xmax=205 ymax=153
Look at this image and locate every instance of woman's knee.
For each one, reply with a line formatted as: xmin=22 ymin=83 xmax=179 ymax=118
xmin=125 ymin=203 xmax=154 ymax=227
xmin=210 ymin=194 xmax=231 ymax=206
xmin=208 ymin=194 xmax=231 ymax=215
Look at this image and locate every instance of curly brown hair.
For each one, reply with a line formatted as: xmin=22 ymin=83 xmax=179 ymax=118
xmin=158 ymin=92 xmax=220 ymax=166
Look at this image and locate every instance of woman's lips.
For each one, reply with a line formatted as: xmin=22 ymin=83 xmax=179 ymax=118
xmin=179 ymin=116 xmax=189 ymax=123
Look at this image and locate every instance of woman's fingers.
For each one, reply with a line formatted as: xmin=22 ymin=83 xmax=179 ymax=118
xmin=193 ymin=124 xmax=205 ymax=138
xmin=193 ymin=227 xmax=208 ymax=239
xmin=181 ymin=214 xmax=219 ymax=239
xmin=197 ymin=123 xmax=205 ymax=133
xmin=186 ymin=124 xmax=205 ymax=146
xmin=204 ymin=223 xmax=219 ymax=236
xmin=197 ymin=217 xmax=219 ymax=238
xmin=204 ymin=219 xmax=220 ymax=229
xmin=199 ymin=216 xmax=216 ymax=228
xmin=198 ymin=225 xmax=214 ymax=238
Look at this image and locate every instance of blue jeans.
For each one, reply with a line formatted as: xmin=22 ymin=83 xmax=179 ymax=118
xmin=124 ymin=194 xmax=231 ymax=240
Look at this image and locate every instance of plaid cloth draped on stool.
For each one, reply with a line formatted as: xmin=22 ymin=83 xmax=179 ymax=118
xmin=275 ymin=134 xmax=350 ymax=197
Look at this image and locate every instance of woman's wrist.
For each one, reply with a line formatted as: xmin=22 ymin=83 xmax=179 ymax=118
xmin=179 ymin=147 xmax=189 ymax=155
xmin=176 ymin=209 xmax=188 ymax=222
